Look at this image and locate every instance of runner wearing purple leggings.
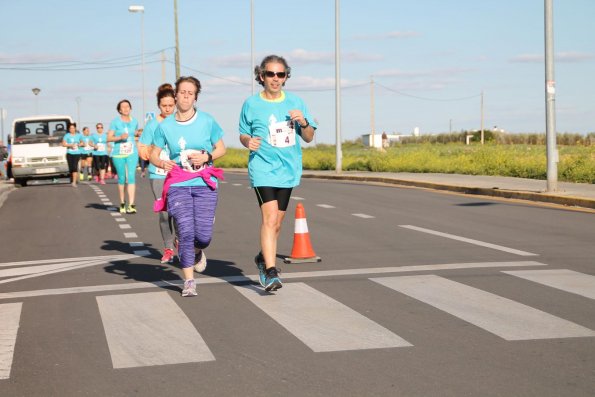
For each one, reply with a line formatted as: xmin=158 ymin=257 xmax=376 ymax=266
xmin=150 ymin=76 xmax=226 ymax=297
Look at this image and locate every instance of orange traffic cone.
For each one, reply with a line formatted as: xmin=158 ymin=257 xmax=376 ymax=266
xmin=284 ymin=203 xmax=321 ymax=264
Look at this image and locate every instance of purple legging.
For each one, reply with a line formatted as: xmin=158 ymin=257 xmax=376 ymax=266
xmin=167 ymin=185 xmax=218 ymax=268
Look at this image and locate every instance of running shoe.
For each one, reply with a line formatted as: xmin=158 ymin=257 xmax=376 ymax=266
xmin=87 ymin=175 xmax=92 ymax=181
xmin=194 ymin=250 xmax=207 ymax=273
xmin=119 ymin=203 xmax=126 ymax=214
xmin=264 ymin=267 xmax=282 ymax=292
xmin=100 ymin=179 xmax=106 ymax=185
xmin=126 ymin=204 xmax=137 ymax=214
xmin=254 ymin=252 xmax=266 ymax=287
xmin=181 ymin=279 xmax=197 ymax=297
xmin=79 ymin=174 xmax=84 ymax=181
xmin=160 ymin=248 xmax=175 ymax=264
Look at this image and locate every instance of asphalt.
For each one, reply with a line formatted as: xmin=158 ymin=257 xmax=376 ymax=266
xmin=2 ymin=170 xmax=594 ymax=211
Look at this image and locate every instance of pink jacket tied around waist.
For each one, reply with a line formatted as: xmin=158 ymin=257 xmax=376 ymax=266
xmin=153 ymin=165 xmax=225 ymax=212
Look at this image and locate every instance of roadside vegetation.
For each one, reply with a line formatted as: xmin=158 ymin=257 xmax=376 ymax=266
xmin=217 ymin=131 xmax=595 ymax=184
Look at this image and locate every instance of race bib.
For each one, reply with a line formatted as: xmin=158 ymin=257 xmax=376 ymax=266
xmin=72 ymin=144 xmax=79 ymax=151
xmin=96 ymin=143 xmax=106 ymax=152
xmin=268 ymin=119 xmax=296 ymax=148
xmin=84 ymin=144 xmax=93 ymax=151
xmin=119 ymin=142 xmax=133 ymax=155
xmin=155 ymin=150 xmax=170 ymax=176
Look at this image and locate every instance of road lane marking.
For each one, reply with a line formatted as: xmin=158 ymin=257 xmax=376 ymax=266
xmin=118 ymin=224 xmax=131 ymax=229
xmin=503 ymin=269 xmax=595 ymax=300
xmin=352 ymin=213 xmax=375 ymax=218
xmin=235 ymin=283 xmax=411 ymax=352
xmin=123 ymin=232 xmax=138 ymax=238
xmin=133 ymin=250 xmax=151 ymax=257
xmin=0 ymin=303 xmax=22 ymax=380
xmin=399 ymin=225 xmax=538 ymax=256
xmin=291 ymin=196 xmax=305 ymax=200
xmin=0 ymin=259 xmax=109 ymax=285
xmin=371 ymin=275 xmax=595 ymax=340
xmin=316 ymin=204 xmax=335 ymax=208
xmin=0 ymin=261 xmax=546 ymax=300
xmin=97 ymin=292 xmax=215 ymax=368
xmin=0 ymin=254 xmax=137 ymax=268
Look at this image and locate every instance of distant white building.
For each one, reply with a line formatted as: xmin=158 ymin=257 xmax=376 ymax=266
xmin=362 ymin=130 xmax=417 ymax=148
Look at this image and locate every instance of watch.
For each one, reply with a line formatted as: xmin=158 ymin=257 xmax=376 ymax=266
xmin=207 ymin=152 xmax=213 ymax=163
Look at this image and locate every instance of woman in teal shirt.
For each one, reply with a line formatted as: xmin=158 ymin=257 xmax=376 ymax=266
xmin=107 ymin=99 xmax=140 ymax=214
xmin=239 ymin=54 xmax=317 ymax=291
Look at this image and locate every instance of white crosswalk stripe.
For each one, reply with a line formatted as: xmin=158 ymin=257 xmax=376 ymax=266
xmin=96 ymin=292 xmax=215 ymax=368
xmin=371 ymin=274 xmax=595 ymax=340
xmin=503 ymin=269 xmax=595 ymax=300
xmin=3 ymin=268 xmax=595 ymax=379
xmin=0 ymin=303 xmax=22 ymax=380
xmin=235 ymin=282 xmax=412 ymax=352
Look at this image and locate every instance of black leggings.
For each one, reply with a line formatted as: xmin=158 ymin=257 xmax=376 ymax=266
xmin=254 ymin=186 xmax=293 ymax=211
xmin=66 ymin=154 xmax=81 ymax=173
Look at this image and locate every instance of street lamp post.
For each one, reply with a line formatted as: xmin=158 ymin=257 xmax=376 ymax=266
xmin=32 ymin=88 xmax=41 ymax=114
xmin=76 ymin=96 xmax=82 ymax=127
xmin=174 ymin=0 xmax=180 ymax=80
xmin=129 ymin=5 xmax=146 ymax=126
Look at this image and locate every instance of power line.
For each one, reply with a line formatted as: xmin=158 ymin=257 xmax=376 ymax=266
xmin=375 ymin=82 xmax=480 ymax=102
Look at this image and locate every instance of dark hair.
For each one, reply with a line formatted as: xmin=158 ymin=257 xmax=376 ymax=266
xmin=175 ymin=76 xmax=201 ymax=100
xmin=254 ymin=54 xmax=291 ymax=87
xmin=116 ymin=99 xmax=132 ymax=113
xmin=156 ymin=83 xmax=175 ymax=105
xmin=68 ymin=122 xmax=77 ymax=128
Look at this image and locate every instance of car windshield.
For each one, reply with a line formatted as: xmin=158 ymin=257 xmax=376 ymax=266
xmin=14 ymin=119 xmax=70 ymax=139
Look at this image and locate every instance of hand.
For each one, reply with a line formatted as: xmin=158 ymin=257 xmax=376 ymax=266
xmin=188 ymin=151 xmax=210 ymax=168
xmin=121 ymin=133 xmax=129 ymax=141
xmin=160 ymin=159 xmax=176 ymax=172
xmin=289 ymin=110 xmax=306 ymax=127
xmin=248 ymin=136 xmax=261 ymax=151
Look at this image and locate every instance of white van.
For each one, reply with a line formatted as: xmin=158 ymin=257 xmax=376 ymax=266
xmin=10 ymin=115 xmax=72 ymax=186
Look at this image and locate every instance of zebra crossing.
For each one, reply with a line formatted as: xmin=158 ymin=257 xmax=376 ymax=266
xmin=1 ymin=265 xmax=594 ymax=379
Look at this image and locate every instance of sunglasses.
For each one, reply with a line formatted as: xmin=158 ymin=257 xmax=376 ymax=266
xmin=263 ymin=71 xmax=287 ymax=79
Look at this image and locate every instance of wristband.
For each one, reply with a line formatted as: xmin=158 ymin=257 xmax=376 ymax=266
xmin=207 ymin=152 xmax=213 ymax=163
xmin=299 ymin=119 xmax=309 ymax=129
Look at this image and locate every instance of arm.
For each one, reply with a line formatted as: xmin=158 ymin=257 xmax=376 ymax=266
xmin=289 ymin=110 xmax=315 ymax=143
xmin=240 ymin=133 xmax=261 ymax=151
xmin=149 ymin=146 xmax=176 ymax=172
xmin=188 ymin=139 xmax=226 ymax=168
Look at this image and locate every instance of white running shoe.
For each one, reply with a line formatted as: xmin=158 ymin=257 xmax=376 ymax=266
xmin=194 ymin=250 xmax=207 ymax=273
xmin=182 ymin=279 xmax=197 ymax=297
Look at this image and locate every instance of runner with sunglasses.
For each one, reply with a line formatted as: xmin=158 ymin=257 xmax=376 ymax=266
xmin=239 ymin=54 xmax=317 ymax=292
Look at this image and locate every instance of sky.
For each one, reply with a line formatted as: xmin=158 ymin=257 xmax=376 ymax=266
xmin=1 ymin=0 xmax=594 ymax=148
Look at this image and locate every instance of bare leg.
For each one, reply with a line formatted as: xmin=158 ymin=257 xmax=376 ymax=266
xmin=260 ymin=200 xmax=286 ymax=270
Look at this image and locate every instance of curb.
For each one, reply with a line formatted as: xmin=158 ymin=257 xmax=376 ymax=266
xmin=0 ymin=182 xmax=15 ymax=209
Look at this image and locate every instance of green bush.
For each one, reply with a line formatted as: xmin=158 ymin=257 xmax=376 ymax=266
xmin=214 ymin=141 xmax=594 ymax=184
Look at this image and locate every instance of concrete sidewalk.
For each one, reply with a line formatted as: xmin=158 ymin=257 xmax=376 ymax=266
xmin=300 ymin=170 xmax=595 ymax=210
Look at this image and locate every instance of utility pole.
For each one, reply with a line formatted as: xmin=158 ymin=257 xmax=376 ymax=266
xmin=251 ymin=0 xmax=255 ymax=95
xmin=161 ymin=50 xmax=166 ymax=83
xmin=480 ymin=90 xmax=484 ymax=145
xmin=174 ymin=0 xmax=181 ymax=80
xmin=335 ymin=0 xmax=342 ymax=173
xmin=370 ymin=76 xmax=375 ymax=149
xmin=544 ymin=0 xmax=558 ymax=192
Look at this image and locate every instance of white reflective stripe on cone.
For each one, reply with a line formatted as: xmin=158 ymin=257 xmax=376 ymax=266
xmin=294 ymin=218 xmax=309 ymax=234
